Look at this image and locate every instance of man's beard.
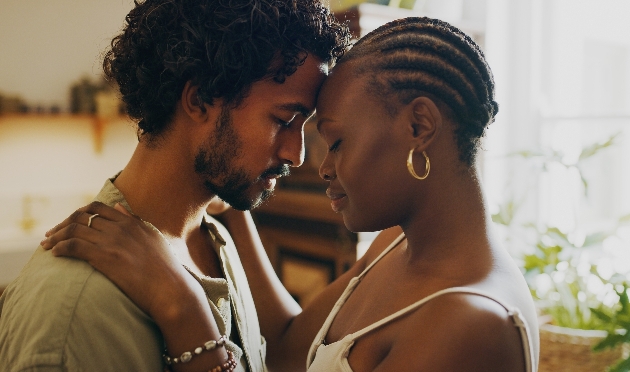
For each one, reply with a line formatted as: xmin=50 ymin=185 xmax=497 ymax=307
xmin=194 ymin=107 xmax=290 ymax=211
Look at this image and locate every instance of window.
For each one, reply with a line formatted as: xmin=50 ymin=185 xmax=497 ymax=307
xmin=484 ymin=0 xmax=630 ymax=270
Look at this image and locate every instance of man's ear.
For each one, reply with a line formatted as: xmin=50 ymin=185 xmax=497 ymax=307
xmin=406 ymin=96 xmax=442 ymax=151
xmin=181 ymin=81 xmax=209 ymax=123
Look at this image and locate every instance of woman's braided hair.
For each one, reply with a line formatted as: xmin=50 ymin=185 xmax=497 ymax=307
xmin=339 ymin=17 xmax=498 ymax=166
xmin=104 ymin=0 xmax=350 ymax=137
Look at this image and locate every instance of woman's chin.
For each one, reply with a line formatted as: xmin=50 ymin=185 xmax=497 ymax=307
xmin=342 ymin=214 xmax=383 ymax=234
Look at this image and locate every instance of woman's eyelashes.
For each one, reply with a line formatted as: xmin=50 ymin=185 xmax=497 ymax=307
xmin=328 ymin=139 xmax=342 ymax=153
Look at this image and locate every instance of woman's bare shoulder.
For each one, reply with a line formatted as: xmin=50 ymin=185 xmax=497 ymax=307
xmin=378 ymin=292 xmax=528 ymax=372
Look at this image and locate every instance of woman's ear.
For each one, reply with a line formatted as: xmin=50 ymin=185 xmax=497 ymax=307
xmin=406 ymin=96 xmax=442 ymax=151
xmin=181 ymin=81 xmax=209 ymax=123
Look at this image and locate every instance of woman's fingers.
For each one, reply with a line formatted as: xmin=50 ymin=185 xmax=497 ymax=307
xmin=41 ymin=222 xmax=102 ymax=251
xmin=42 ymin=223 xmax=112 ymax=269
xmin=45 ymin=201 xmax=130 ymax=237
xmin=49 ymin=236 xmax=98 ymax=262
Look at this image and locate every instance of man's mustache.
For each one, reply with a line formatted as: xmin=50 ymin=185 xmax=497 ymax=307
xmin=260 ymin=164 xmax=291 ymax=179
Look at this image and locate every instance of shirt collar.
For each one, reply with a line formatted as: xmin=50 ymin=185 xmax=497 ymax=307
xmin=95 ymin=173 xmax=227 ymax=256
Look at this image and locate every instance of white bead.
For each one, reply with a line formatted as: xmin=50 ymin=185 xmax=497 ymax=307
xmin=180 ymin=351 xmax=192 ymax=363
xmin=195 ymin=347 xmax=203 ymax=354
xmin=205 ymin=340 xmax=217 ymax=350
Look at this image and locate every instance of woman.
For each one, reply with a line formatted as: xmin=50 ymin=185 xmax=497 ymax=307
xmin=42 ymin=17 xmax=538 ymax=371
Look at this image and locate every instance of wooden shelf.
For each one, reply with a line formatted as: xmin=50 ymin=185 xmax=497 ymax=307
xmin=0 ymin=113 xmax=130 ymax=153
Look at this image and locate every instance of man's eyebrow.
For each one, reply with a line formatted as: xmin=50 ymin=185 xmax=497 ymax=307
xmin=276 ymin=103 xmax=312 ymax=118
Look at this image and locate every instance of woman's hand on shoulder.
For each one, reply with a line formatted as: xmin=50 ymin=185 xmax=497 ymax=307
xmin=378 ymin=292 xmax=527 ymax=372
xmin=40 ymin=201 xmax=198 ymax=323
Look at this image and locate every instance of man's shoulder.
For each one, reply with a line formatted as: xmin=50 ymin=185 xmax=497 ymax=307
xmin=0 ymin=247 xmax=163 ymax=371
xmin=1 ymin=247 xmax=97 ymax=313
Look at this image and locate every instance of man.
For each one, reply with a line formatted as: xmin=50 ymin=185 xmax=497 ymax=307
xmin=0 ymin=0 xmax=349 ymax=370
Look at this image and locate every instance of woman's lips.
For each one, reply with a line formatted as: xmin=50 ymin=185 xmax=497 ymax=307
xmin=326 ymin=190 xmax=348 ymax=213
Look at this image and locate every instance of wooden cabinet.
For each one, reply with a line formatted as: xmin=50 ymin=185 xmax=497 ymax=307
xmin=252 ymin=187 xmax=357 ymax=307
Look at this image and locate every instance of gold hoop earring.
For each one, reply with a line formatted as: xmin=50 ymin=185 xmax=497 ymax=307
xmin=407 ymin=149 xmax=430 ymax=180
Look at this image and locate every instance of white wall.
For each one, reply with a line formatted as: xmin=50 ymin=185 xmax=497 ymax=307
xmin=0 ymin=115 xmax=137 ymax=286
xmin=0 ymin=0 xmax=138 ymax=286
xmin=0 ymin=0 xmax=134 ymax=109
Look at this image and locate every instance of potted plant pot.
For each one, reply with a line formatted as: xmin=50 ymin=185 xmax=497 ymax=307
xmin=539 ymin=323 xmax=624 ymax=372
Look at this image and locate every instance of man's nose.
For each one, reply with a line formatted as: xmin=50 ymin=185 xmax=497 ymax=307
xmin=279 ymin=128 xmax=305 ymax=167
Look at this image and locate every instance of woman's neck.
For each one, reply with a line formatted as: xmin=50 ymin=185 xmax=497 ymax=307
xmin=399 ymin=167 xmax=494 ymax=275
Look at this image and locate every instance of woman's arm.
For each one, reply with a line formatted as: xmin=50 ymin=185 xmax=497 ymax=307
xmin=41 ymin=202 xmax=231 ymax=372
xmin=219 ymin=209 xmax=355 ymax=371
xmin=42 ymin=201 xmax=403 ymax=372
xmin=219 ymin=209 xmax=402 ymax=372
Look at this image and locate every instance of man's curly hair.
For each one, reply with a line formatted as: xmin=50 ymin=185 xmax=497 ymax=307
xmin=104 ymin=0 xmax=350 ymax=136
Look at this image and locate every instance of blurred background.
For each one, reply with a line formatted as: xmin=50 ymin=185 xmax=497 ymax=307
xmin=1 ymin=0 xmax=629 ymax=328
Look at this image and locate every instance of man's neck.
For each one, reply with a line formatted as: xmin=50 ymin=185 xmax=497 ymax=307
xmin=113 ymin=141 xmax=212 ymax=240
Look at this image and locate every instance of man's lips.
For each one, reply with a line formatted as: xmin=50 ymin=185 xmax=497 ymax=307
xmin=258 ymin=165 xmax=289 ymax=190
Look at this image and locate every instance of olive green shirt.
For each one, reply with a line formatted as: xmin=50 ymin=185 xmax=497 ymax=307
xmin=0 ymin=177 xmax=267 ymax=372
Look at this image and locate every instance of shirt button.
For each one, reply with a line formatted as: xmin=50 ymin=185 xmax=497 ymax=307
xmin=217 ymin=298 xmax=225 ymax=307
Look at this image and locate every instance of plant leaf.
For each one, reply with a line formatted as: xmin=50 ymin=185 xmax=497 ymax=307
xmin=578 ymin=133 xmax=619 ymax=161
xmin=608 ymin=355 xmax=630 ymax=372
xmin=590 ymin=308 xmax=612 ymax=323
xmin=594 ymin=333 xmax=625 ymax=351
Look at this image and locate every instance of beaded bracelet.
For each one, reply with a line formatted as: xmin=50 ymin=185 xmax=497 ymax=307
xmin=163 ymin=350 xmax=237 ymax=372
xmin=209 ymin=350 xmax=237 ymax=372
xmin=163 ymin=335 xmax=227 ymax=365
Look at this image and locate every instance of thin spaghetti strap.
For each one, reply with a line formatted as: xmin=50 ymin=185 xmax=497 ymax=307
xmin=347 ymin=287 xmax=535 ymax=372
xmin=306 ymin=233 xmax=406 ymax=368
xmin=357 ymin=233 xmax=406 ymax=280
xmin=348 ymin=287 xmax=472 ymax=339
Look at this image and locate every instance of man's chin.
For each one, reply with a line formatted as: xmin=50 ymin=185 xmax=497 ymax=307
xmin=221 ymin=188 xmax=274 ymax=211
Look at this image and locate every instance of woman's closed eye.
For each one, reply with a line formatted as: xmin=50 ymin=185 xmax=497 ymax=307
xmin=328 ymin=139 xmax=342 ymax=152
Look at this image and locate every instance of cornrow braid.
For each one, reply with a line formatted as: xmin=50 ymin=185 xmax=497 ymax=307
xmin=339 ymin=17 xmax=498 ymax=166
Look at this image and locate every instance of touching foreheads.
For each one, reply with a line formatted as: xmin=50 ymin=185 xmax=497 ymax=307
xmin=103 ymin=0 xmax=350 ymax=139
xmin=338 ymin=17 xmax=499 ymax=166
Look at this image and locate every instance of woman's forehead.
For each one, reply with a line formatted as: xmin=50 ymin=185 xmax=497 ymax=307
xmin=317 ymin=64 xmax=363 ymax=107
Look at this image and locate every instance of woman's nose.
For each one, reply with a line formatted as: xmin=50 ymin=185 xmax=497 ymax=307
xmin=319 ymin=154 xmax=335 ymax=180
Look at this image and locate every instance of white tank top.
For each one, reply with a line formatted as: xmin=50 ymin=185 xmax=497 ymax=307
xmin=306 ymin=234 xmax=535 ymax=372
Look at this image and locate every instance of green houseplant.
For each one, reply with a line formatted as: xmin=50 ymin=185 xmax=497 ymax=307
xmin=591 ymin=282 xmax=630 ymax=372
xmin=492 ymin=133 xmax=630 ymax=371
